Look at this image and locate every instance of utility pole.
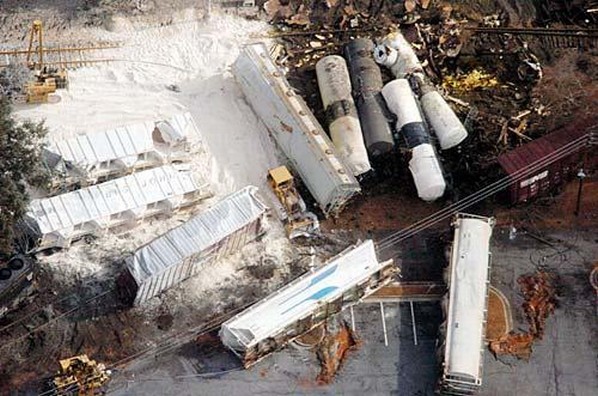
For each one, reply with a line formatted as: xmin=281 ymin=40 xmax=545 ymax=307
xmin=574 ymin=168 xmax=586 ymax=216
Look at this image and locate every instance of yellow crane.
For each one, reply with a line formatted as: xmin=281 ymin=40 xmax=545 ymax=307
xmin=24 ymin=20 xmax=68 ymax=103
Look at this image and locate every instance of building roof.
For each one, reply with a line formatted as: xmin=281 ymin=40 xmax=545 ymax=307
xmin=126 ymin=186 xmax=268 ymax=286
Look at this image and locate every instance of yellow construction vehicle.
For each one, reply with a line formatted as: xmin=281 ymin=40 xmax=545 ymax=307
xmin=25 ymin=20 xmax=68 ymax=103
xmin=24 ymin=79 xmax=58 ymax=104
xmin=49 ymin=355 xmax=111 ymax=395
xmin=267 ymin=166 xmax=319 ymax=239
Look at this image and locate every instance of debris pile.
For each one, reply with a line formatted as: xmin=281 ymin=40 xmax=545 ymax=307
xmin=519 ymin=271 xmax=558 ymax=338
xmin=489 ymin=271 xmax=558 ymax=360
xmin=488 ymin=332 xmax=535 ymax=360
xmin=442 ymin=68 xmax=499 ymax=95
xmin=266 ymin=0 xmax=558 ymax=198
xmin=315 ymin=319 xmax=360 ymax=385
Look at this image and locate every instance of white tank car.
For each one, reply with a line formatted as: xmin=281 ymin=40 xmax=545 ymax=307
xmin=409 ymin=144 xmax=447 ymax=201
xmin=374 ymin=31 xmax=468 ymax=150
xmin=419 ymin=86 xmax=469 ymax=150
xmin=373 ymin=31 xmax=423 ymax=78
xmin=382 ymin=79 xmax=446 ymax=201
xmin=316 ymin=56 xmax=372 ymax=176
xmin=440 ymin=213 xmax=495 ymax=395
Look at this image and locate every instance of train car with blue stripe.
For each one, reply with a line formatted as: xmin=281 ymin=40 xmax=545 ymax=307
xmin=219 ymin=240 xmax=395 ymax=367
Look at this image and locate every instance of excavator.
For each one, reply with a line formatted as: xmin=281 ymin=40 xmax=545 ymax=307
xmin=24 ymin=20 xmax=68 ymax=103
xmin=267 ymin=166 xmax=319 ymax=239
xmin=48 ymin=355 xmax=111 ymax=395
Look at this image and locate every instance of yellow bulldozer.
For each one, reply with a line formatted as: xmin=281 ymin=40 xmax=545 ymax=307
xmin=48 ymin=355 xmax=111 ymax=395
xmin=267 ymin=166 xmax=319 ymax=239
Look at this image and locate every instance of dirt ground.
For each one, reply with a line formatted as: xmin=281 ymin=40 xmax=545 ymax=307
xmin=486 ymin=287 xmax=512 ymax=341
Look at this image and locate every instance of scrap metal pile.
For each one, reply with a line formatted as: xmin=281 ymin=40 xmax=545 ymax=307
xmin=489 ymin=271 xmax=558 ymax=360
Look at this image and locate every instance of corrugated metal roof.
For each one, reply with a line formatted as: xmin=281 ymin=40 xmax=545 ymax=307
xmin=27 ymin=165 xmax=204 ymax=235
xmin=444 ymin=215 xmax=493 ymax=382
xmin=47 ymin=112 xmax=200 ymax=172
xmin=498 ymin=125 xmax=588 ymax=176
xmin=126 ymin=186 xmax=268 ymax=286
xmin=220 ymin=240 xmax=389 ymax=350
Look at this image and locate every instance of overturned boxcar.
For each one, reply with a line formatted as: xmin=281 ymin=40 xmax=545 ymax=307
xmin=23 ymin=165 xmax=210 ymax=252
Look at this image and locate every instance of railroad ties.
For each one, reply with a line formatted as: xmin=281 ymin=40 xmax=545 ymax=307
xmin=466 ymin=27 xmax=598 ymax=49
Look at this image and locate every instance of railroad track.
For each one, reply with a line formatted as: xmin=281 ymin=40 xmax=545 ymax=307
xmin=466 ymin=27 xmax=598 ymax=48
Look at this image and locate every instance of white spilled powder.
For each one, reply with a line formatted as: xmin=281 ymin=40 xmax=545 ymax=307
xmin=17 ymin=11 xmax=295 ymax=306
xmin=163 ymin=219 xmax=297 ymax=311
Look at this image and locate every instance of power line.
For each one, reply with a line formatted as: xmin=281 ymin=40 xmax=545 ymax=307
xmin=377 ymin=132 xmax=593 ymax=252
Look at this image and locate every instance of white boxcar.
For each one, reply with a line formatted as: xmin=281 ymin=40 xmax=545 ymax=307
xmin=24 ymin=165 xmax=210 ymax=251
xmin=233 ymin=42 xmax=360 ymax=217
xmin=220 ymin=239 xmax=395 ymax=367
xmin=124 ymin=186 xmax=268 ymax=305
xmin=44 ymin=112 xmax=201 ymax=188
xmin=439 ymin=213 xmax=495 ymax=395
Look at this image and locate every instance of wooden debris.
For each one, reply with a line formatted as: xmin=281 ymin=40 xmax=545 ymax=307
xmin=287 ymin=5 xmax=311 ymax=26
xmin=446 ymin=95 xmax=470 ymax=107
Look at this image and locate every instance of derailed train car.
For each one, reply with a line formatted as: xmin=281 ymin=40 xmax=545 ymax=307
xmin=219 ymin=240 xmax=395 ymax=368
xmin=438 ymin=213 xmax=495 ymax=395
xmin=498 ymin=120 xmax=595 ymax=204
xmin=382 ymin=79 xmax=446 ymax=201
xmin=233 ymin=43 xmax=360 ymax=217
xmin=315 ymin=55 xmax=372 ymax=177
xmin=44 ymin=112 xmax=201 ymax=190
xmin=344 ymin=38 xmax=395 ymax=158
xmin=22 ymin=165 xmax=210 ymax=251
xmin=121 ymin=186 xmax=268 ymax=305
